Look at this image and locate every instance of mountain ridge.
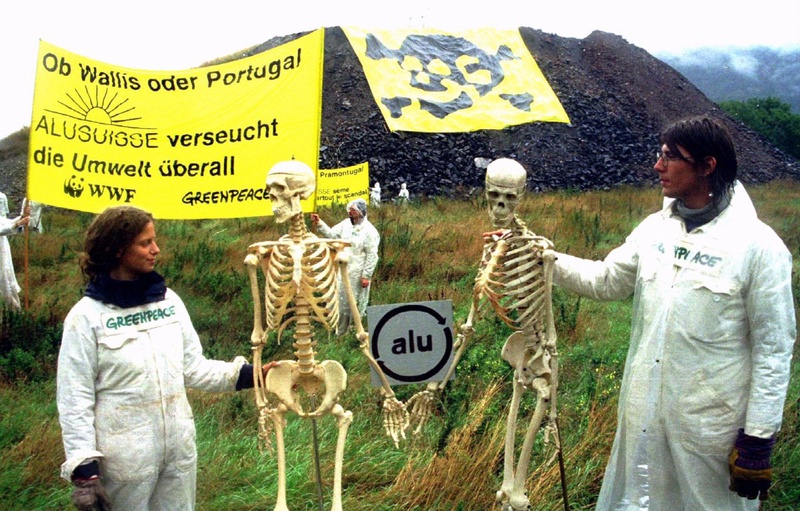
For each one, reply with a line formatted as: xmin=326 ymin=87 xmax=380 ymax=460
xmin=658 ymin=46 xmax=800 ymax=114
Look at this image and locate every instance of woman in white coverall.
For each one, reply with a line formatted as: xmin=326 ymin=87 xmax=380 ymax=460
xmin=552 ymin=116 xmax=795 ymax=511
xmin=310 ymin=198 xmax=380 ymax=334
xmin=57 ymin=205 xmax=274 ymax=511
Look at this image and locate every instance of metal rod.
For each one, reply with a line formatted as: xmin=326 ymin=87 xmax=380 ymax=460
xmin=555 ymin=417 xmax=570 ymax=511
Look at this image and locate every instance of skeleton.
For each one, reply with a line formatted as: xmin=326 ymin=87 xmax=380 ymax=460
xmin=245 ymin=160 xmax=408 ymax=511
xmin=407 ymin=158 xmax=560 ymax=511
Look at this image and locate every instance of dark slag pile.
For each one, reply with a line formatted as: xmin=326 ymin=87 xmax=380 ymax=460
xmin=2 ymin=26 xmax=798 ymax=205
xmin=290 ymin=27 xmax=799 ymax=198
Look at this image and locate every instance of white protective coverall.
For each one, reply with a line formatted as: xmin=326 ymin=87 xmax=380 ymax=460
xmin=553 ymin=182 xmax=795 ymax=511
xmin=317 ymin=209 xmax=380 ymax=334
xmin=370 ymin=182 xmax=381 ymax=207
xmin=0 ymin=214 xmax=23 ymax=309
xmin=57 ymin=288 xmax=246 ymax=511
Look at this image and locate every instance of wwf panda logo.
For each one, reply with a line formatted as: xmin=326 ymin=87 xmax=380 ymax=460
xmin=64 ymin=175 xmax=85 ymax=198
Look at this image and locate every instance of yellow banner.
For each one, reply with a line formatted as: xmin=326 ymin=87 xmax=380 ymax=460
xmin=343 ymin=27 xmax=570 ymax=133
xmin=27 ymin=31 xmax=324 ymax=219
xmin=315 ymin=162 xmax=369 ymax=209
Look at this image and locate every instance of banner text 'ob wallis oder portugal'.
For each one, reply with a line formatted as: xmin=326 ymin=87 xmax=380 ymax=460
xmin=26 ymin=31 xmax=324 ymax=219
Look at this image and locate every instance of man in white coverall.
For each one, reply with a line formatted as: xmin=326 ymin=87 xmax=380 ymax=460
xmin=552 ymin=116 xmax=795 ymax=510
xmin=311 ymin=198 xmax=380 ymax=335
xmin=57 ymin=205 xmax=274 ymax=511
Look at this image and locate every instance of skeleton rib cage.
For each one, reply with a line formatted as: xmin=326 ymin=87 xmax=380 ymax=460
xmin=258 ymin=233 xmax=342 ymax=343
xmin=475 ymin=232 xmax=555 ymax=334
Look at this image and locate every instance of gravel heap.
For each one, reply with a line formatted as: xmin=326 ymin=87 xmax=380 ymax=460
xmin=2 ymin=26 xmax=797 ymax=205
xmin=310 ymin=27 xmax=799 ymax=199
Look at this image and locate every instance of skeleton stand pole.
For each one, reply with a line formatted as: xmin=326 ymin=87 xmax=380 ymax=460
xmin=23 ymin=226 xmax=29 ymax=310
xmin=555 ymin=417 xmax=570 ymax=511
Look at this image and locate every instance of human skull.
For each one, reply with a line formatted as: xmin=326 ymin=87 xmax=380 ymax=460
xmin=485 ymin=158 xmax=527 ymax=229
xmin=265 ymin=160 xmax=316 ymax=223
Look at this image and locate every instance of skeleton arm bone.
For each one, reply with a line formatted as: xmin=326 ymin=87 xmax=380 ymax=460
xmin=407 ymin=295 xmax=479 ymax=434
xmin=246 ymin=243 xmax=284 ymax=345
xmin=438 ymin=302 xmax=478 ymax=391
xmin=245 ymin=245 xmax=277 ymax=429
xmin=336 ymin=248 xmax=409 ymax=446
xmin=245 ymin=254 xmax=264 ymax=344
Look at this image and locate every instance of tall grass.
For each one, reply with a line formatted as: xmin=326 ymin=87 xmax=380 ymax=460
xmin=1 ymin=181 xmax=799 ymax=510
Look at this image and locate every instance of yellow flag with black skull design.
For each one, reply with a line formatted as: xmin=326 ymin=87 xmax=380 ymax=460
xmin=343 ymin=27 xmax=570 ymax=133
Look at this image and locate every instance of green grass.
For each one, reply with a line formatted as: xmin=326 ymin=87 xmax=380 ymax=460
xmin=2 ymin=181 xmax=799 ymax=510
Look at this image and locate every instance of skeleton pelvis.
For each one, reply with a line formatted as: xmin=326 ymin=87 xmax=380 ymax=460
xmin=501 ymin=331 xmax=551 ymax=388
xmin=265 ymin=359 xmax=348 ymax=417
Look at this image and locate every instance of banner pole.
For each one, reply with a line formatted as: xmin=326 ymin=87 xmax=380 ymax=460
xmin=24 ymin=225 xmax=29 ymax=310
xmin=22 ymin=199 xmax=30 ymax=310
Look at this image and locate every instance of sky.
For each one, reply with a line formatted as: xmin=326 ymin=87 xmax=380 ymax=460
xmin=3 ymin=0 xmax=799 ymax=139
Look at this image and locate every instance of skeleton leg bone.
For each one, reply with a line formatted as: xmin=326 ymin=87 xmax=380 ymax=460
xmin=496 ymin=331 xmax=555 ymax=510
xmin=271 ymin=404 xmax=290 ymax=511
xmin=330 ymin=403 xmax=353 ymax=511
xmin=497 ymin=371 xmax=524 ymax=508
xmin=512 ymin=381 xmax=549 ymax=503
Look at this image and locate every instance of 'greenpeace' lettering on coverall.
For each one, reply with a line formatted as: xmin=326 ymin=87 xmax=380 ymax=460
xmin=57 ymin=289 xmax=246 ymax=511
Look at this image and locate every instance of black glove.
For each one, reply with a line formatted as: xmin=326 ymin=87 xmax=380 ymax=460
xmin=72 ymin=477 xmax=112 ymax=511
xmin=71 ymin=460 xmax=111 ymax=511
xmin=728 ymin=428 xmax=775 ymax=501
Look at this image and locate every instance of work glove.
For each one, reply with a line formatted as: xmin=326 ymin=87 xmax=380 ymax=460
xmin=728 ymin=428 xmax=775 ymax=501
xmin=71 ymin=476 xmax=112 ymax=511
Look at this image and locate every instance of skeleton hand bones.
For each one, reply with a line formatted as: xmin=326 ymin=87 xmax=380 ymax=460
xmin=347 ymin=330 xmax=409 ymax=445
xmin=483 ymin=229 xmax=514 ymax=242
xmin=407 ymin=323 xmax=474 ymax=433
xmin=382 ymin=391 xmax=409 ymax=447
xmin=406 ymin=382 xmax=439 ymax=435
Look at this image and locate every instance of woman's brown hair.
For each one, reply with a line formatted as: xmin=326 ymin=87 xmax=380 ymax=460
xmin=80 ymin=206 xmax=154 ymax=281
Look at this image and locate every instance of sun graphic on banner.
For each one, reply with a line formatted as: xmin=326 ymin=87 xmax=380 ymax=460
xmin=47 ymin=85 xmax=145 ymax=129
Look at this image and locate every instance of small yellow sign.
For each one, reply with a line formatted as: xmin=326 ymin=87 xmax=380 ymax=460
xmin=315 ymin=162 xmax=370 ymax=209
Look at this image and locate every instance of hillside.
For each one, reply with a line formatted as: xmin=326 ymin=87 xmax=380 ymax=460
xmin=2 ymin=26 xmax=798 ymax=206
xmin=659 ymin=47 xmax=800 ymax=114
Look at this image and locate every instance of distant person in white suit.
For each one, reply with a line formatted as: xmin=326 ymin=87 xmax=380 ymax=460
xmin=370 ymin=181 xmax=381 ymax=207
xmin=311 ymin=198 xmax=380 ymax=335
xmin=397 ymin=183 xmax=410 ymax=204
